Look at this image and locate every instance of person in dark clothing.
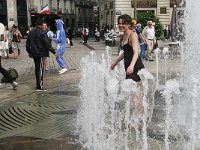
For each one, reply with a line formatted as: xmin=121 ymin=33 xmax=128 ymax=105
xmin=42 ymin=22 xmax=51 ymax=71
xmin=0 ymin=56 xmax=19 ymax=89
xmin=26 ymin=18 xmax=58 ymax=91
xmin=67 ymin=27 xmax=73 ymax=47
xmin=111 ymin=15 xmax=144 ymax=82
xmin=110 ymin=14 xmax=144 ymax=125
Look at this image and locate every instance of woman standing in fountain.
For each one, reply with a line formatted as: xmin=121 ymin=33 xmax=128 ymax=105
xmin=111 ymin=14 xmax=144 ymax=115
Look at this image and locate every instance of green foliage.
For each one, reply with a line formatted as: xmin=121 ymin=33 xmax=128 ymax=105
xmin=137 ymin=11 xmax=163 ymax=38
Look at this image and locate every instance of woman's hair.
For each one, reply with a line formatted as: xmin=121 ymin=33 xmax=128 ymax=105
xmin=118 ymin=14 xmax=132 ymax=25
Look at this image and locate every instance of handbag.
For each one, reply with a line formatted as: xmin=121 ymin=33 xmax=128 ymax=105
xmin=9 ymin=46 xmax=13 ymax=54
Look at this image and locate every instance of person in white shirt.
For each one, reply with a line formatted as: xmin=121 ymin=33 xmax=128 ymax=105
xmin=142 ymin=21 xmax=156 ymax=61
xmin=2 ymin=26 xmax=9 ymax=59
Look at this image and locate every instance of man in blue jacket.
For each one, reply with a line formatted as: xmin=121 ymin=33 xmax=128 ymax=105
xmin=54 ymin=19 xmax=68 ymax=74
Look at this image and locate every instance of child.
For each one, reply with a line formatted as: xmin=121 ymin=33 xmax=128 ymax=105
xmin=83 ymin=29 xmax=87 ymax=44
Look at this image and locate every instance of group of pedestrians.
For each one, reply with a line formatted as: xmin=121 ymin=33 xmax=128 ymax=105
xmin=0 ymin=17 xmax=69 ymax=91
xmin=0 ymin=24 xmax=22 ymax=59
xmin=129 ymin=20 xmax=156 ymax=61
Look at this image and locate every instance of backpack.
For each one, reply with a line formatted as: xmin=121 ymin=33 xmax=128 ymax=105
xmin=1 ymin=68 xmax=18 ymax=83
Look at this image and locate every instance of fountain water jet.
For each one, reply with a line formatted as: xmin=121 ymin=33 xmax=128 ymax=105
xmin=77 ymin=48 xmax=155 ymax=150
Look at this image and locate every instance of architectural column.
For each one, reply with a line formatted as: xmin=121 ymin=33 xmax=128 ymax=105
xmin=7 ymin=0 xmax=18 ymax=29
xmin=26 ymin=0 xmax=32 ymax=26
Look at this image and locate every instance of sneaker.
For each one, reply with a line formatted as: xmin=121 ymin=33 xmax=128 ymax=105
xmin=45 ymin=68 xmax=49 ymax=71
xmin=148 ymin=59 xmax=154 ymax=61
xmin=36 ymin=87 xmax=48 ymax=92
xmin=59 ymin=68 xmax=68 ymax=74
xmin=12 ymin=81 xmax=19 ymax=90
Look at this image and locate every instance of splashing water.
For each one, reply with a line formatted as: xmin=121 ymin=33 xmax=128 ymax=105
xmin=158 ymin=0 xmax=200 ymax=149
xmin=77 ymin=48 xmax=155 ymax=150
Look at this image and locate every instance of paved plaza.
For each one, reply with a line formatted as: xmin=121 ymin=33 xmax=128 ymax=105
xmin=0 ymin=38 xmax=181 ymax=150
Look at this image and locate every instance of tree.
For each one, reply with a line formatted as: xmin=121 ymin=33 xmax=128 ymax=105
xmin=137 ymin=11 xmax=163 ymax=38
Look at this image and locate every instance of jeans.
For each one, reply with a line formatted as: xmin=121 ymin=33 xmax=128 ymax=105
xmin=140 ymin=43 xmax=147 ymax=59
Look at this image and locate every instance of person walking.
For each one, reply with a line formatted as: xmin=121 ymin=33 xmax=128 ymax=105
xmin=142 ymin=21 xmax=156 ymax=61
xmin=134 ymin=23 xmax=147 ymax=60
xmin=54 ymin=19 xmax=68 ymax=74
xmin=26 ymin=18 xmax=57 ymax=91
xmin=0 ymin=22 xmax=18 ymax=89
xmin=2 ymin=26 xmax=9 ymax=59
xmin=67 ymin=27 xmax=73 ymax=47
xmin=11 ymin=25 xmax=22 ymax=59
xmin=0 ymin=54 xmax=19 ymax=89
xmin=95 ymin=27 xmax=100 ymax=42
xmin=42 ymin=22 xmax=51 ymax=71
xmin=110 ymin=14 xmax=145 ymax=123
xmin=82 ymin=26 xmax=89 ymax=44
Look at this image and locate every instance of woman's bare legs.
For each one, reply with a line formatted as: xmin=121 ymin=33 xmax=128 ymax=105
xmin=13 ymin=48 xmax=18 ymax=59
xmin=129 ymin=82 xmax=144 ymax=129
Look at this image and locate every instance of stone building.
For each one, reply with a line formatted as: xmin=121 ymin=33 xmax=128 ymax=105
xmin=0 ymin=0 xmax=98 ymax=33
xmin=99 ymin=0 xmax=184 ymax=29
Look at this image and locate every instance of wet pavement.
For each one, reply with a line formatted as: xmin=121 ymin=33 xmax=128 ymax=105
xmin=0 ymin=84 xmax=81 ymax=150
xmin=0 ymin=38 xmax=117 ymax=149
xmin=0 ymin=38 xmax=181 ymax=149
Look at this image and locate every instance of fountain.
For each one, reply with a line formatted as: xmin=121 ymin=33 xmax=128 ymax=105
xmin=76 ymin=0 xmax=200 ymax=149
xmin=76 ymin=46 xmax=155 ymax=150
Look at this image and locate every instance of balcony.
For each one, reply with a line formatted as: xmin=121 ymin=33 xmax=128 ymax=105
xmin=75 ymin=0 xmax=97 ymax=8
xmin=64 ymin=8 xmax=69 ymax=14
xmin=50 ymin=7 xmax=63 ymax=14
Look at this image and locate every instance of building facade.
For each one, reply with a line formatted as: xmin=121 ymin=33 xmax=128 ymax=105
xmin=0 ymin=0 xmax=98 ymax=32
xmin=99 ymin=0 xmax=184 ymax=29
xmin=75 ymin=0 xmax=98 ymax=28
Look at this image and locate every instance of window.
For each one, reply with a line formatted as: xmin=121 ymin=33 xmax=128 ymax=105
xmin=110 ymin=2 xmax=113 ymax=9
xmin=64 ymin=0 xmax=66 ymax=10
xmin=31 ymin=0 xmax=34 ymax=5
xmin=78 ymin=8 xmax=80 ymax=14
xmin=105 ymin=4 xmax=107 ymax=10
xmin=57 ymin=0 xmax=60 ymax=10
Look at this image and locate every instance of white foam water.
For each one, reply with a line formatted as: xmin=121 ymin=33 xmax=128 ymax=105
xmin=77 ymin=47 xmax=155 ymax=150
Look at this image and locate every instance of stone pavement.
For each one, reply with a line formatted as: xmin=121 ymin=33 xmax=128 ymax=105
xmin=0 ymin=38 xmax=181 ymax=149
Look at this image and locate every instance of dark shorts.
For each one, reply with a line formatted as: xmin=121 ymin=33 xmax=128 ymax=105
xmin=126 ymin=73 xmax=141 ymax=82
